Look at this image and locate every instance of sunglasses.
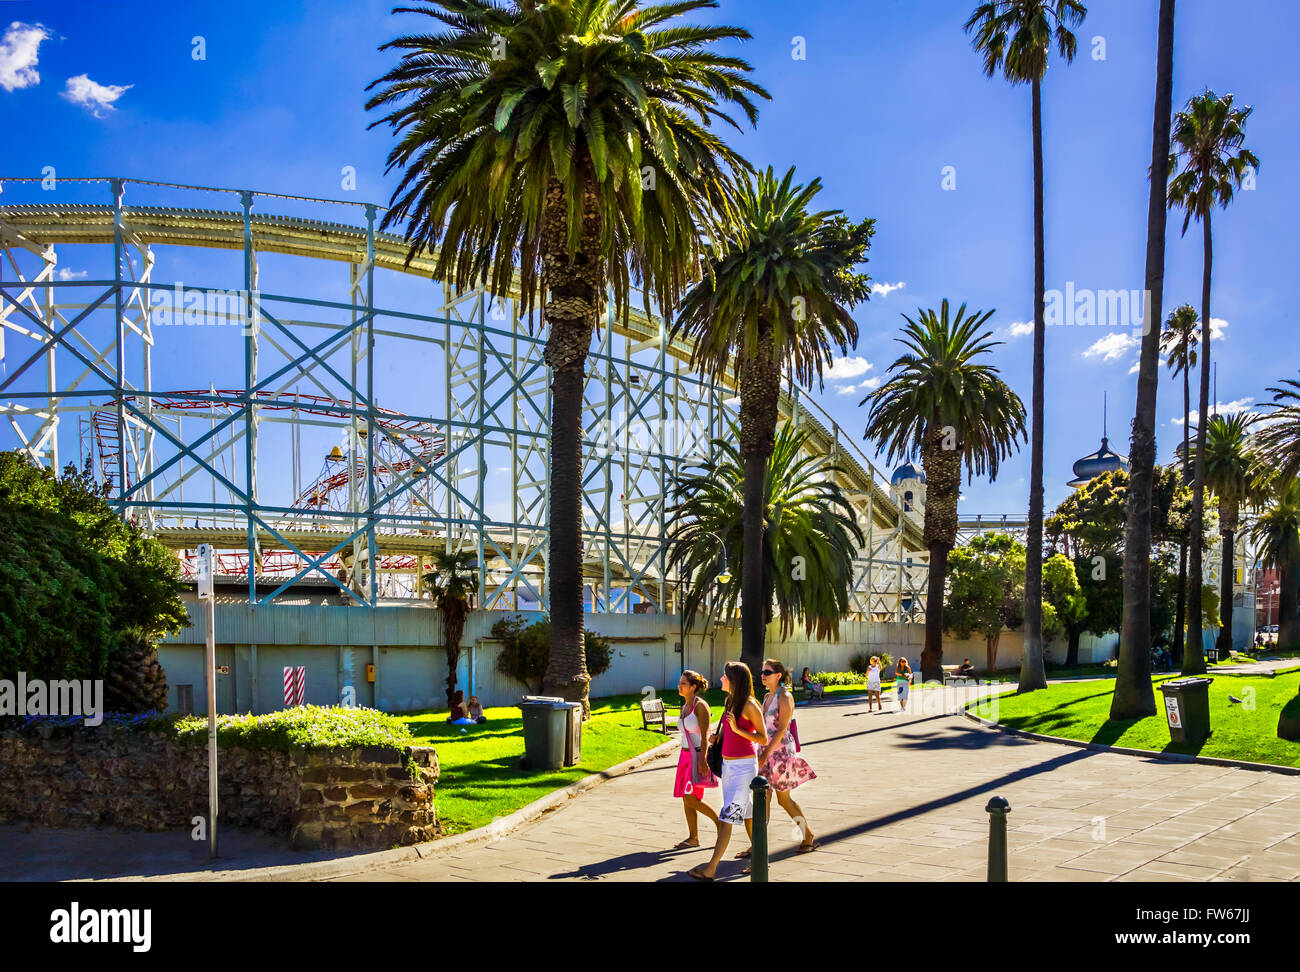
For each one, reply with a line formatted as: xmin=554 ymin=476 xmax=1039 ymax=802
xmin=761 ymin=669 xmax=776 ymax=677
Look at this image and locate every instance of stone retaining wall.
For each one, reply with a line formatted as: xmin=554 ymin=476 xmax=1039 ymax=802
xmin=0 ymin=727 xmax=439 ymax=850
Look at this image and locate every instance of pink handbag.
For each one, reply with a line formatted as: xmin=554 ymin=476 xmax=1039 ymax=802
xmin=789 ymin=718 xmax=802 ymax=752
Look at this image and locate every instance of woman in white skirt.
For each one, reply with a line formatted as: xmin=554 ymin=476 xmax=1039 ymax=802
xmin=686 ymin=661 xmax=766 ymax=881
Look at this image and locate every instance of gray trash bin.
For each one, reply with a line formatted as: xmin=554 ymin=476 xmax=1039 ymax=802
xmin=1158 ymin=677 xmax=1213 ymax=745
xmin=519 ymin=696 xmax=568 ymax=770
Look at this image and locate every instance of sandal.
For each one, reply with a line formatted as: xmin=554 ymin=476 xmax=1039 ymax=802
xmin=796 ymin=840 xmax=821 ymax=854
xmin=686 ymin=867 xmax=715 ymax=882
xmin=674 ymin=838 xmax=700 ymax=849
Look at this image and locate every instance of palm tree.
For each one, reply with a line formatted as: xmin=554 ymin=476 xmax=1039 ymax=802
xmin=862 ymin=301 xmax=1027 ymax=682
xmin=424 ymin=550 xmax=477 ymax=707
xmin=1247 ymin=479 xmax=1300 ymax=651
xmin=668 ymin=167 xmax=873 ymax=673
xmin=964 ymin=0 xmax=1087 ymax=693
xmin=1256 ymin=375 xmax=1300 ymax=483
xmin=1160 ymin=303 xmax=1199 ymax=664
xmin=1184 ymin=413 xmax=1264 ymax=660
xmin=367 ymin=1 xmax=768 ymax=712
xmin=666 ymin=422 xmax=865 ymax=643
xmin=1111 ymin=0 xmax=1174 ymax=722
xmin=1166 ymin=89 xmax=1259 ymax=675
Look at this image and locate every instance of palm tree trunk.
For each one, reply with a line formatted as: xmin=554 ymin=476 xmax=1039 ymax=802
xmin=1184 ymin=210 xmax=1212 ymax=676
xmin=1173 ymin=352 xmax=1190 ymax=662
xmin=1215 ymin=507 xmax=1236 ymax=658
xmin=1112 ymin=0 xmax=1174 ymax=721
xmin=921 ymin=424 xmax=959 ymax=682
xmin=540 ymin=173 xmax=600 ymax=715
xmin=1020 ymin=76 xmax=1048 ymax=693
xmin=1280 ymin=558 xmax=1299 ymax=650
xmin=738 ymin=335 xmax=780 ymax=676
xmin=923 ymin=541 xmax=949 ymax=681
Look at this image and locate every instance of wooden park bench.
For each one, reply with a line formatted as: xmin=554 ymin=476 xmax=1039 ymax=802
xmin=640 ymin=697 xmax=676 ymax=734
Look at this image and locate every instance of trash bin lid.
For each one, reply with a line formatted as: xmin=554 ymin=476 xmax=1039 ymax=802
xmin=1158 ymin=677 xmax=1214 ymax=692
xmin=519 ymin=695 xmax=566 ymax=706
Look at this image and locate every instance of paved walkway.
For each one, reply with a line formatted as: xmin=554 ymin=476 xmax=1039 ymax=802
xmin=327 ymin=685 xmax=1300 ymax=883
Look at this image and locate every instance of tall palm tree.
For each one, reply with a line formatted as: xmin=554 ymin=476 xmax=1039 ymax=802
xmin=666 ymin=422 xmax=865 ymax=643
xmin=1160 ymin=303 xmax=1199 ymax=664
xmin=668 ymin=167 xmax=873 ymax=673
xmin=1184 ymin=413 xmax=1264 ymax=659
xmin=862 ymin=301 xmax=1027 ymax=681
xmin=1247 ymin=479 xmax=1300 ymax=651
xmin=367 ymin=1 xmax=768 ymax=712
xmin=424 ymin=549 xmax=477 ymax=707
xmin=1166 ymin=89 xmax=1259 ymax=675
xmin=965 ymin=0 xmax=1087 ymax=693
xmin=1256 ymin=375 xmax=1300 ymax=483
xmin=1111 ymin=0 xmax=1174 ymax=722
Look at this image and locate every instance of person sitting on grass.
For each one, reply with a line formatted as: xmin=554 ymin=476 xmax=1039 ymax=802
xmin=466 ymin=695 xmax=487 ymax=724
xmin=800 ymin=667 xmax=826 ymax=702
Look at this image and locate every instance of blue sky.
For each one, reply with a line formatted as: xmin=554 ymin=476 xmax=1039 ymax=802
xmin=2 ymin=0 xmax=1296 ymax=517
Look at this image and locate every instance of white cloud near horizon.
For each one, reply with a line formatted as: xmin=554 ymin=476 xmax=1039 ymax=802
xmin=873 ymin=281 xmax=906 ymax=298
xmin=825 ymin=355 xmax=872 ymax=381
xmin=1174 ymin=398 xmax=1255 ymax=426
xmin=0 ymin=22 xmax=49 ymax=92
xmin=1007 ymin=320 xmax=1034 ymax=338
xmin=62 ymin=73 xmax=132 ymax=116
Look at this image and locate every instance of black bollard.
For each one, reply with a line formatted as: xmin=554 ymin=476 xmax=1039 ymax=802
xmin=749 ymin=774 xmax=770 ymax=882
xmin=986 ymin=795 xmax=1010 ymax=882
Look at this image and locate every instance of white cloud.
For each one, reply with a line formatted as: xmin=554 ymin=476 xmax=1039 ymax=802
xmin=55 ymin=268 xmax=86 ymax=281
xmin=1007 ymin=320 xmax=1034 ymax=338
xmin=1209 ymin=317 xmax=1228 ymax=340
xmin=1174 ymin=398 xmax=1255 ymax=426
xmin=873 ymin=281 xmax=906 ymax=298
xmin=1083 ymin=332 xmax=1138 ymax=362
xmin=837 ymin=376 xmax=882 ymax=396
xmin=62 ymin=73 xmax=132 ymax=117
xmin=0 ymin=22 xmax=49 ymax=92
xmin=825 ymin=355 xmax=872 ymax=381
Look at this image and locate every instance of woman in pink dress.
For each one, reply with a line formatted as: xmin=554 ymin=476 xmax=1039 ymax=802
xmin=756 ymin=659 xmax=819 ymax=856
xmin=672 ymin=670 xmax=718 ymax=849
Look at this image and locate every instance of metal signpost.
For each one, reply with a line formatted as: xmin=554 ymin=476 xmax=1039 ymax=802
xmin=196 ymin=543 xmax=218 ymax=858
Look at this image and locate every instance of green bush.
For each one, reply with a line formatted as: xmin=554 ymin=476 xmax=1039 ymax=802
xmin=491 ymin=616 xmax=612 ymax=694
xmin=0 ymin=453 xmax=188 ymax=709
xmin=810 ymin=671 xmax=866 ymax=686
xmin=171 ymin=705 xmax=416 ymax=752
xmin=849 ymin=651 xmax=870 ymax=674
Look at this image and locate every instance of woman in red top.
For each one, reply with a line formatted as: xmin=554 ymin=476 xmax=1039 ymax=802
xmin=686 ymin=661 xmax=766 ymax=881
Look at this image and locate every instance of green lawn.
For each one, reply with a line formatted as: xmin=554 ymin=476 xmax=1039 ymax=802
xmin=980 ymin=672 xmax=1300 ymax=768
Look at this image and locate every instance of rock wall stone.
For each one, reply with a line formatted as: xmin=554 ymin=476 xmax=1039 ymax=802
xmin=0 ymin=727 xmax=439 ymax=851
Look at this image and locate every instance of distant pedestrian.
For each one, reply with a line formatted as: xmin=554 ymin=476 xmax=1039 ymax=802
xmin=895 ymin=657 xmax=913 ymax=712
xmin=755 ymin=660 xmax=818 ymax=862
xmin=672 ymin=670 xmax=719 ymax=849
xmin=801 ymin=667 xmax=826 ymax=702
xmin=686 ymin=661 xmax=767 ymax=881
xmin=866 ymin=655 xmax=883 ymax=712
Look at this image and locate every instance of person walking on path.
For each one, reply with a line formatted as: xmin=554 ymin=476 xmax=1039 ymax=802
xmin=866 ymin=655 xmax=883 ymax=712
xmin=751 ymin=660 xmax=819 ymax=867
xmin=895 ymin=657 xmax=913 ymax=713
xmin=673 ymin=670 xmax=719 ymax=849
xmin=686 ymin=661 xmax=767 ymax=881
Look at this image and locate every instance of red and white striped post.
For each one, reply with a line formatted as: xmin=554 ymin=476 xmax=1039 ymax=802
xmin=295 ymin=666 xmax=306 ymax=706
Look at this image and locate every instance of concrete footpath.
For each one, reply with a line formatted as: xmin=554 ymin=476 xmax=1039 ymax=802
xmin=7 ymin=684 xmax=1300 ymax=882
